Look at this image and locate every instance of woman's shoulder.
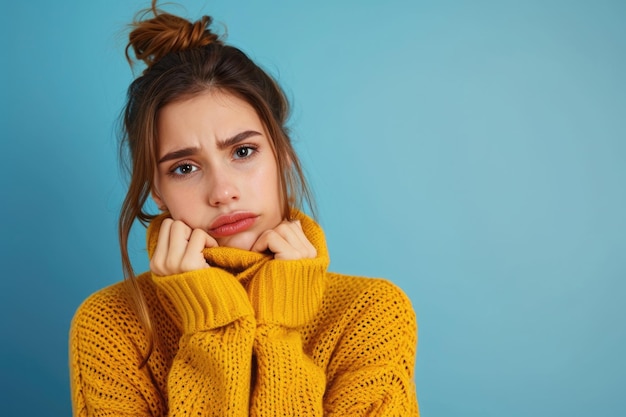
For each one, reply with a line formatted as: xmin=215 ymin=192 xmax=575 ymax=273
xmin=322 ymin=272 xmax=416 ymax=323
xmin=326 ymin=272 xmax=413 ymax=303
xmin=304 ymin=273 xmax=417 ymax=365
xmin=70 ymin=272 xmax=155 ymax=337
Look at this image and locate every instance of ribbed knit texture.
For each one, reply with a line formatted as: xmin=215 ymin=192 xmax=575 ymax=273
xmin=70 ymin=212 xmax=419 ymax=416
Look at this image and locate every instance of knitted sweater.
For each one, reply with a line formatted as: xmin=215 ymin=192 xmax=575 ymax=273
xmin=70 ymin=212 xmax=419 ymax=416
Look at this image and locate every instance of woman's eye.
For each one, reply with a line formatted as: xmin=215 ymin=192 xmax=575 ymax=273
xmin=234 ymin=146 xmax=256 ymax=159
xmin=172 ymin=163 xmax=197 ymax=176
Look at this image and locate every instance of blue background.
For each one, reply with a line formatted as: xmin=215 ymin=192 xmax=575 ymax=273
xmin=1 ymin=0 xmax=625 ymax=415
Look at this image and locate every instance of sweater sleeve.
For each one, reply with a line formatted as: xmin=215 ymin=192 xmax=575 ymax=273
xmin=246 ymin=257 xmax=328 ymax=416
xmin=152 ymin=267 xmax=257 ymax=416
xmin=323 ymin=280 xmax=419 ymax=416
xmin=70 ymin=267 xmax=257 ymax=417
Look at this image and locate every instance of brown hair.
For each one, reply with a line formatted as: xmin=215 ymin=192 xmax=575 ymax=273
xmin=119 ymin=1 xmax=315 ymax=364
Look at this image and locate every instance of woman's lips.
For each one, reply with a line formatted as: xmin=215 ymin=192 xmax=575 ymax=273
xmin=209 ymin=212 xmax=258 ymax=238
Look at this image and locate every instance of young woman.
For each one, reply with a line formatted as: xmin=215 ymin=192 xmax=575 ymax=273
xmin=69 ymin=2 xmax=419 ymax=416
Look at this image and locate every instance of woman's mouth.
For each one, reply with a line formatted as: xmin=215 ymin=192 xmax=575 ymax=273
xmin=209 ymin=212 xmax=258 ymax=238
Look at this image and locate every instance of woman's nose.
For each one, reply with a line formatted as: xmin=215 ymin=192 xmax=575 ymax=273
xmin=206 ymin=168 xmax=240 ymax=206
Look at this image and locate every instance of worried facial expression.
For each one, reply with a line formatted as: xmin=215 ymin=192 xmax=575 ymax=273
xmin=152 ymin=90 xmax=283 ymax=250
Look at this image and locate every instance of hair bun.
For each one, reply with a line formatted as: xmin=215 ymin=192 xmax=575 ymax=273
xmin=126 ymin=7 xmax=219 ymax=70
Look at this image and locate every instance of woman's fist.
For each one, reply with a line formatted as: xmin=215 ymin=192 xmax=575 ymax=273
xmin=150 ymin=218 xmax=219 ymax=276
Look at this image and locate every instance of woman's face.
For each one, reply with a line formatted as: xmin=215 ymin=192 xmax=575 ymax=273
xmin=152 ymin=90 xmax=283 ymax=250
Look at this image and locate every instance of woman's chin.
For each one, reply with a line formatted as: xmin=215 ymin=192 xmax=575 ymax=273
xmin=216 ymin=232 xmax=259 ymax=252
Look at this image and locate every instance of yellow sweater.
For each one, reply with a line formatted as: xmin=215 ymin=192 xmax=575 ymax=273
xmin=70 ymin=213 xmax=419 ymax=416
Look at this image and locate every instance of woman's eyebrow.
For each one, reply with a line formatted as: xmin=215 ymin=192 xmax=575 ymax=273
xmin=158 ymin=147 xmax=199 ymax=164
xmin=217 ymin=130 xmax=262 ymax=150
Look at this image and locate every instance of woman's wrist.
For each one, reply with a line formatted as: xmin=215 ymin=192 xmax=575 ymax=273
xmin=153 ymin=267 xmax=254 ymax=333
xmin=247 ymin=256 xmax=329 ymax=327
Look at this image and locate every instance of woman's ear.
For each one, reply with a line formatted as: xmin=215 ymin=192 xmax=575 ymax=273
xmin=151 ymin=188 xmax=167 ymax=211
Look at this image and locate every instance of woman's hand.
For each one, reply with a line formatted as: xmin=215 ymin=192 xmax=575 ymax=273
xmin=150 ymin=218 xmax=219 ymax=276
xmin=251 ymin=220 xmax=316 ymax=260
